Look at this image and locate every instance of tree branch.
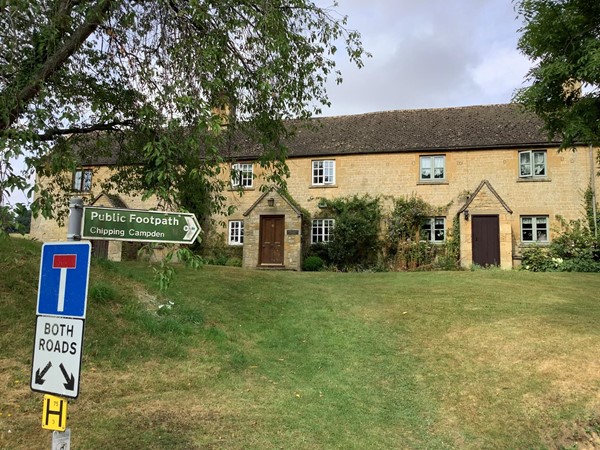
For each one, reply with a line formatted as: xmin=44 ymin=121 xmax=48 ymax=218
xmin=0 ymin=0 xmax=115 ymax=131
xmin=36 ymin=119 xmax=135 ymax=141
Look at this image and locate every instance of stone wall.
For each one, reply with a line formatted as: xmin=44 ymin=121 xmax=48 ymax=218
xmin=31 ymin=145 xmax=600 ymax=268
xmin=219 ymin=145 xmax=600 ymax=268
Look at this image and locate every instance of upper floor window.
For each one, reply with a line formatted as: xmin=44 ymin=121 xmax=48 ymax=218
xmin=312 ymin=160 xmax=335 ymax=186
xmin=228 ymin=220 xmax=244 ymax=245
xmin=521 ymin=216 xmax=548 ymax=243
xmin=311 ymin=219 xmax=335 ymax=244
xmin=73 ymin=169 xmax=92 ymax=192
xmin=519 ymin=150 xmax=546 ymax=178
xmin=231 ymin=163 xmax=253 ymax=188
xmin=420 ymin=155 xmax=445 ymax=181
xmin=422 ymin=217 xmax=446 ymax=242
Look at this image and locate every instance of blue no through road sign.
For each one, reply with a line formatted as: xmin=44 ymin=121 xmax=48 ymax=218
xmin=37 ymin=242 xmax=91 ymax=319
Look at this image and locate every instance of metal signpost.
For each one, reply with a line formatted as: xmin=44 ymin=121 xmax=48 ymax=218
xmin=31 ymin=200 xmax=91 ymax=448
xmin=31 ymin=241 xmax=90 ymax=400
xmin=81 ymin=206 xmax=201 ymax=244
xmin=31 ymin=198 xmax=200 ymax=448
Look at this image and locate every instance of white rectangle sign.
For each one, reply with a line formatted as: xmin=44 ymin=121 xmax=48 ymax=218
xmin=31 ymin=316 xmax=84 ymax=398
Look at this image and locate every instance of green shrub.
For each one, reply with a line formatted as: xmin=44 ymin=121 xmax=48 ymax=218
xmin=559 ymin=257 xmax=600 ymax=272
xmin=521 ymin=247 xmax=555 ymax=271
xmin=521 ymin=216 xmax=600 ymax=272
xmin=225 ymin=257 xmax=242 ymax=267
xmin=386 ymin=195 xmax=456 ymax=271
xmin=319 ymin=195 xmax=382 ymax=271
xmin=303 ymin=255 xmax=324 ymax=271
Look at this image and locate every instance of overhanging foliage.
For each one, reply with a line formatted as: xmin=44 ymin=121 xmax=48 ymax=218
xmin=0 ymin=0 xmax=368 ymax=220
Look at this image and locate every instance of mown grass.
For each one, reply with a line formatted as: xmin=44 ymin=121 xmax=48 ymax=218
xmin=1 ymin=236 xmax=600 ymax=449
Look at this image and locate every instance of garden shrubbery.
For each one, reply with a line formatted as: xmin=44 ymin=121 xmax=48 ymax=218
xmin=521 ymin=216 xmax=600 ymax=272
xmin=303 ymin=194 xmax=459 ymax=272
xmin=302 ymin=255 xmax=324 ymax=271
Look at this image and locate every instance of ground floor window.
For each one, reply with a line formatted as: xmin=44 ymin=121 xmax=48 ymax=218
xmin=422 ymin=217 xmax=445 ymax=242
xmin=521 ymin=216 xmax=548 ymax=242
xmin=228 ymin=220 xmax=244 ymax=245
xmin=311 ymin=219 xmax=334 ymax=243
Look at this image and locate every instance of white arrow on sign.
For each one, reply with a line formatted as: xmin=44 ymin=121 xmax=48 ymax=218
xmin=184 ymin=216 xmax=199 ymax=241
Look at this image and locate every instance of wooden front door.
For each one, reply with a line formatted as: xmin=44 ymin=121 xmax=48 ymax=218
xmin=472 ymin=215 xmax=500 ymax=267
xmin=260 ymin=216 xmax=285 ymax=265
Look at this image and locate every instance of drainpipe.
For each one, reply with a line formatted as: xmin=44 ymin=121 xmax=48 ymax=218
xmin=591 ymin=145 xmax=598 ymax=238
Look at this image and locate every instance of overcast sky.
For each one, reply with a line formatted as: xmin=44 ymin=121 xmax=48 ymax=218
xmin=316 ymin=0 xmax=532 ymax=116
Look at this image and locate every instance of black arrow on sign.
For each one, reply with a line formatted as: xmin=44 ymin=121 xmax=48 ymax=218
xmin=59 ymin=363 xmax=75 ymax=391
xmin=35 ymin=361 xmax=52 ymax=385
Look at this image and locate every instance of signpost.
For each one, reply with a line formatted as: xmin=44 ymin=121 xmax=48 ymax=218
xmin=31 ymin=199 xmax=200 ymax=447
xmin=81 ymin=206 xmax=201 ymax=244
xmin=32 ymin=241 xmax=90 ymax=400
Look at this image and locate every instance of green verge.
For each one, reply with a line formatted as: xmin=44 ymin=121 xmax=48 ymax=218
xmin=1 ymin=236 xmax=600 ymax=449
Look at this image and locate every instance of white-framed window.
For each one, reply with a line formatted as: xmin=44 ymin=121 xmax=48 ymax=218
xmin=312 ymin=160 xmax=336 ymax=185
xmin=228 ymin=220 xmax=244 ymax=245
xmin=73 ymin=169 xmax=92 ymax=192
xmin=519 ymin=150 xmax=547 ymax=178
xmin=420 ymin=155 xmax=445 ymax=181
xmin=231 ymin=163 xmax=253 ymax=188
xmin=311 ymin=219 xmax=335 ymax=243
xmin=521 ymin=216 xmax=549 ymax=243
xmin=422 ymin=217 xmax=446 ymax=242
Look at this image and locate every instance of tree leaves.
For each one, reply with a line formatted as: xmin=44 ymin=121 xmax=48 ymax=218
xmin=0 ymin=0 xmax=368 ymax=219
xmin=514 ymin=0 xmax=600 ymax=149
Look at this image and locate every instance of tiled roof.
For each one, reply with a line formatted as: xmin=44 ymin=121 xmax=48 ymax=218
xmin=278 ymin=103 xmax=556 ymax=159
xmin=80 ymin=104 xmax=558 ymax=165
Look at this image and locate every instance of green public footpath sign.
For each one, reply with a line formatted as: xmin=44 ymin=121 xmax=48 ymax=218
xmin=82 ymin=207 xmax=201 ymax=244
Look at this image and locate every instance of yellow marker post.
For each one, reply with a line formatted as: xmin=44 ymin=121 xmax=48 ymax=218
xmin=41 ymin=394 xmax=67 ymax=431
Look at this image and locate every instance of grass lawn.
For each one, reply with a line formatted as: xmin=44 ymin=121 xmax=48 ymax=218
xmin=1 ymin=236 xmax=600 ymax=449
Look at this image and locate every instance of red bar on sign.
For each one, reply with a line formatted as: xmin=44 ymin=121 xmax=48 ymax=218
xmin=53 ymin=254 xmax=77 ymax=269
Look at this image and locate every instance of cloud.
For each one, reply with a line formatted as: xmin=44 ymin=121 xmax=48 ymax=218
xmin=469 ymin=47 xmax=532 ymax=99
xmin=318 ymin=0 xmax=533 ymax=116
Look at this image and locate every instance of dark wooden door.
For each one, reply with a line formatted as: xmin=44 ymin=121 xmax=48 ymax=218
xmin=472 ymin=215 xmax=500 ymax=267
xmin=260 ymin=216 xmax=285 ymax=265
xmin=91 ymin=240 xmax=108 ymax=259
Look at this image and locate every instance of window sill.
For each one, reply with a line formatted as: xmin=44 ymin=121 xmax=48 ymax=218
xmin=417 ymin=180 xmax=448 ymax=186
xmin=228 ymin=187 xmax=255 ymax=191
xmin=309 ymin=184 xmax=338 ymax=189
xmin=516 ymin=177 xmax=551 ymax=182
xmin=519 ymin=242 xmax=550 ymax=247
